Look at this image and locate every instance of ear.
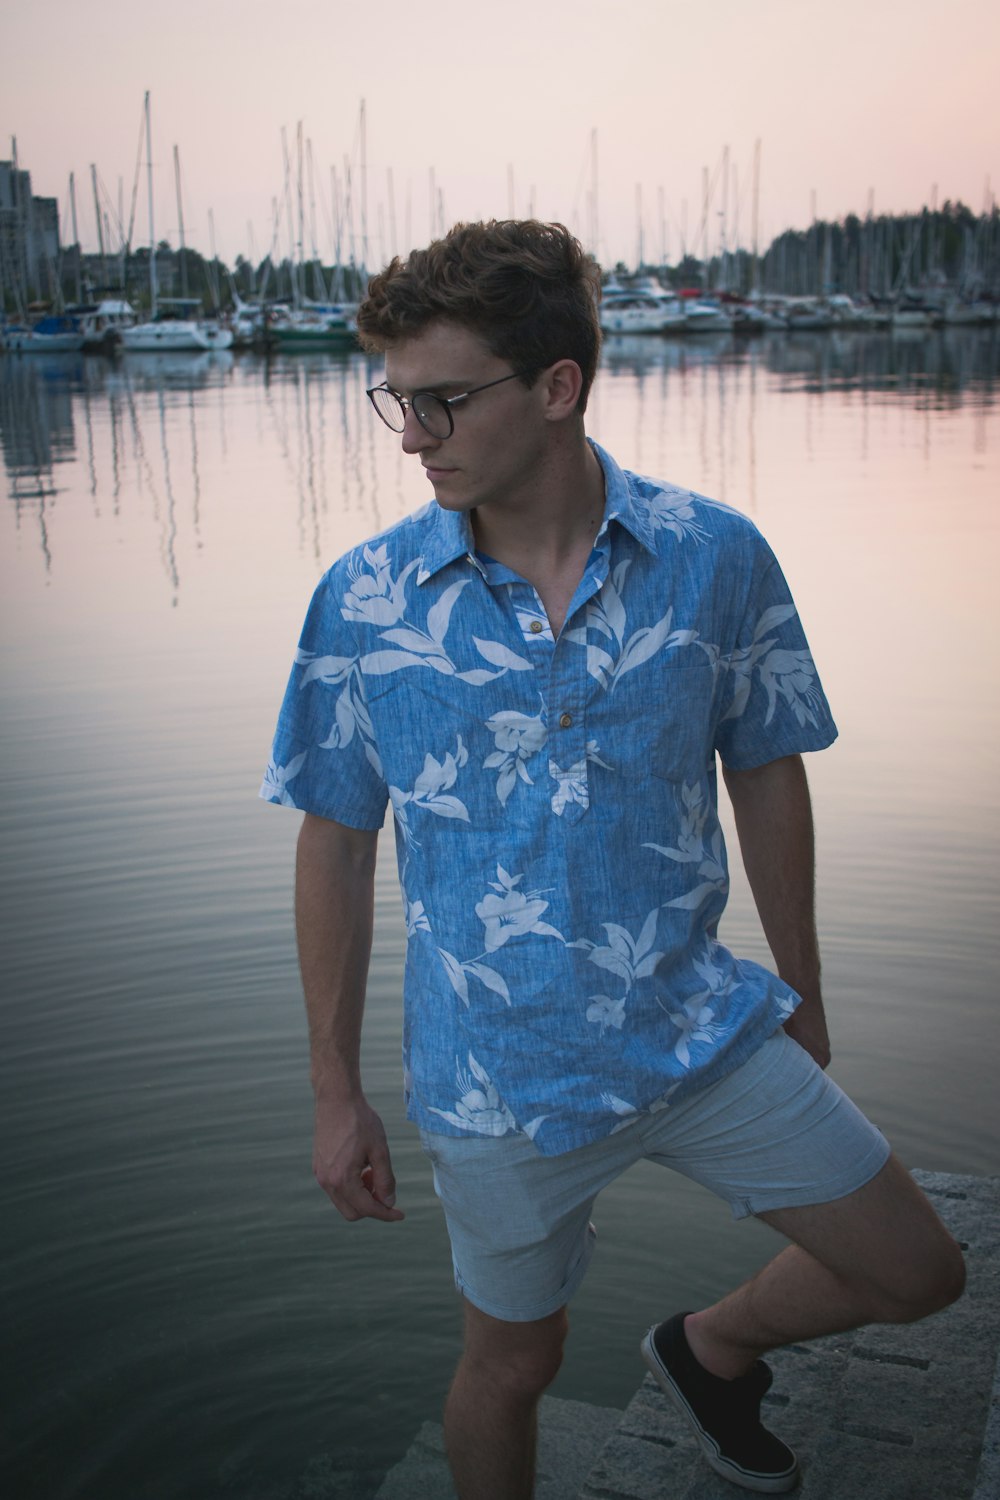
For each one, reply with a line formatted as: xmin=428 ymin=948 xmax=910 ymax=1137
xmin=540 ymin=359 xmax=583 ymax=422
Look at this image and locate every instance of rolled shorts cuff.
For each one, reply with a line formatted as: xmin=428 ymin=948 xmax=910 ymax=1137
xmin=452 ymin=1220 xmax=598 ymax=1323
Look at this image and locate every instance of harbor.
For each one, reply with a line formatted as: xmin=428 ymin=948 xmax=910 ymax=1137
xmin=3 ymin=107 xmax=999 ymax=355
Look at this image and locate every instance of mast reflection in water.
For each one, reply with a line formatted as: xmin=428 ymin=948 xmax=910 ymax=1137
xmin=2 ymin=329 xmax=998 ymax=1499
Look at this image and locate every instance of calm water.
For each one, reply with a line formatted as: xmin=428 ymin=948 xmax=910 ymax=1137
xmin=2 ymin=329 xmax=998 ymax=1499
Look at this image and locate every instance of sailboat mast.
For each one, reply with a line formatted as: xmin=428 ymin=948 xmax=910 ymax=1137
xmin=69 ymin=171 xmax=82 ymax=302
xmin=174 ymin=145 xmax=188 ymax=298
xmin=751 ymin=139 xmax=761 ymax=295
xmin=360 ymin=99 xmax=368 ymax=275
xmin=145 ymin=91 xmax=157 ymax=316
xmin=90 ymin=165 xmax=107 ymax=286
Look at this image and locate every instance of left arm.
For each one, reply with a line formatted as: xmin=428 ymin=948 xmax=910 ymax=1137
xmin=721 ymin=753 xmax=831 ymax=1069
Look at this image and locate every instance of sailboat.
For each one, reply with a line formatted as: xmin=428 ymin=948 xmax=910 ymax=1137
xmin=119 ymin=94 xmax=233 ymax=354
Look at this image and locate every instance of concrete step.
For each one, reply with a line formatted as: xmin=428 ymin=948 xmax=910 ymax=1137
xmin=582 ymin=1170 xmax=999 ymax=1500
xmin=374 ymin=1394 xmax=623 ymax=1500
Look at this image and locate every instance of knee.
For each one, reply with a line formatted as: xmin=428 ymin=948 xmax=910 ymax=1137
xmin=463 ymin=1307 xmax=568 ymax=1401
xmin=878 ymin=1233 xmax=966 ymax=1323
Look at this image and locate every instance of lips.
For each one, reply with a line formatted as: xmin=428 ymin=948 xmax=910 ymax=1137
xmin=423 ymin=466 xmax=456 ymax=481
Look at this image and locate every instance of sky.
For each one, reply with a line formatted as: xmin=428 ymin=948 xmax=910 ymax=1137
xmin=3 ymin=0 xmax=998 ymax=272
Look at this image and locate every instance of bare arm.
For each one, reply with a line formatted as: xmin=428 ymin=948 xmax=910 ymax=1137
xmin=721 ymin=754 xmax=831 ymax=1069
xmin=296 ymin=811 xmax=404 ymax=1222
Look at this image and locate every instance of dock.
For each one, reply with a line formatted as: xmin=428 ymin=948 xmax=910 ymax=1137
xmin=374 ymin=1170 xmax=999 ymax=1499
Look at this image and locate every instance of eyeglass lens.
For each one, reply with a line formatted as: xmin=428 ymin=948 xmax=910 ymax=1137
xmin=370 ymin=387 xmax=452 ymax=438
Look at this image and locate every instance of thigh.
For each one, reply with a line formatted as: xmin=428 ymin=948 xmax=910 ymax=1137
xmin=639 ymin=1030 xmax=891 ymax=1219
xmin=420 ymin=1128 xmax=635 ymax=1323
xmin=759 ymin=1151 xmax=965 ymax=1310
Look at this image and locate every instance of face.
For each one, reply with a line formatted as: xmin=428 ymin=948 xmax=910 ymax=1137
xmin=382 ymin=320 xmax=552 ymax=521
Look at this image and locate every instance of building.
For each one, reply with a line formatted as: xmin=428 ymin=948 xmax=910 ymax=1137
xmin=0 ymin=159 xmax=62 ymax=307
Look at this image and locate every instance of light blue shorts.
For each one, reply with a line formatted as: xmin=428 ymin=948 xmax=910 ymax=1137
xmin=419 ymin=1031 xmax=890 ymax=1323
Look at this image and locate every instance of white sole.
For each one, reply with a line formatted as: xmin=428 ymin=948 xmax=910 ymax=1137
xmin=640 ymin=1328 xmax=799 ymax=1495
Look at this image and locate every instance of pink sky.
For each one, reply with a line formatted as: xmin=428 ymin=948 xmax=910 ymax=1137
xmin=3 ymin=0 xmax=998 ymax=270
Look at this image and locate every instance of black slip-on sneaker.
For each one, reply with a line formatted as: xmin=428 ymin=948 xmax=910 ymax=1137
xmin=641 ymin=1313 xmax=799 ymax=1493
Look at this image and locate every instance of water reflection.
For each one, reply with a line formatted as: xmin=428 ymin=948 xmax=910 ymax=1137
xmin=3 ymin=327 xmax=995 ymax=579
xmin=2 ymin=329 xmax=998 ymax=1500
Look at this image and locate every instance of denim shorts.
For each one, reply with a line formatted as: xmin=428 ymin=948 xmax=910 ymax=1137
xmin=418 ymin=1030 xmax=890 ymax=1323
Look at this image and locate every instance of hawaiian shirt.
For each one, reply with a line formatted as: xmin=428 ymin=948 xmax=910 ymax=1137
xmin=261 ymin=441 xmax=837 ymax=1155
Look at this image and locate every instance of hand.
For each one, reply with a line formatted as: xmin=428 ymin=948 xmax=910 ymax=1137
xmin=782 ymin=993 xmax=832 ymax=1070
xmin=312 ymin=1095 xmax=405 ymax=1223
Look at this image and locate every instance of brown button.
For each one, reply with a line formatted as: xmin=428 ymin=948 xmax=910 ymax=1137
xmin=529 ymin=620 xmax=544 ymax=634
xmin=559 ymin=712 xmax=573 ymax=729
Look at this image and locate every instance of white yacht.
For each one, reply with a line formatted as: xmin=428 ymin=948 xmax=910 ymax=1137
xmin=119 ymin=298 xmax=234 ymax=353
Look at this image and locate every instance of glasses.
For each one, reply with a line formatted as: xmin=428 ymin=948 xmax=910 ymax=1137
xmin=366 ymin=372 xmax=522 ymax=439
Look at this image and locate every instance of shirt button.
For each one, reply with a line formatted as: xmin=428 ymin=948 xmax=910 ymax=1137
xmin=559 ymin=712 xmax=573 ymax=729
xmin=529 ymin=620 xmax=544 ymax=634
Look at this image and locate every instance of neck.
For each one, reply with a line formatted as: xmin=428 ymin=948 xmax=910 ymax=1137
xmin=470 ymin=430 xmax=606 ymax=567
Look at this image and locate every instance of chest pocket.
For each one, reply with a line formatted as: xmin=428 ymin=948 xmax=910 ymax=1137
xmin=616 ymin=659 xmax=714 ymax=786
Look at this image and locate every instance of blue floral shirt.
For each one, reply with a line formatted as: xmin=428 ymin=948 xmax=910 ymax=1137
xmin=262 ymin=442 xmax=837 ymax=1155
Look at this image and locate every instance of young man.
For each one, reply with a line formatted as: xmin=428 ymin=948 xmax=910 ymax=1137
xmin=262 ymin=220 xmax=964 ymax=1500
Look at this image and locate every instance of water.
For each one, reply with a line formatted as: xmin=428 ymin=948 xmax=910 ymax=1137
xmin=2 ymin=329 xmax=998 ymax=1499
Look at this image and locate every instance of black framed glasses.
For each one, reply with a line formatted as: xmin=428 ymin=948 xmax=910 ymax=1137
xmin=366 ymin=372 xmax=523 ymax=439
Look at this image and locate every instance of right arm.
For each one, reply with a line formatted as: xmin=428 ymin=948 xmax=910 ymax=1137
xmin=295 ymin=811 xmax=404 ymax=1223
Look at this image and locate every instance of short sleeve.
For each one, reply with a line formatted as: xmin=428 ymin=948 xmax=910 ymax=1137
xmin=713 ymin=538 xmax=837 ymax=770
xmin=259 ymin=569 xmax=389 ymax=829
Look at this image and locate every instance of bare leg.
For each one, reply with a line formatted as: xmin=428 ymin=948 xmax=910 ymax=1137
xmin=443 ymin=1299 xmax=568 ymax=1500
xmin=684 ymin=1153 xmax=966 ymax=1380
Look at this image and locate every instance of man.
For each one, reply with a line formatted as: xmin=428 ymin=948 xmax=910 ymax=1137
xmin=262 ymin=220 xmax=964 ymax=1500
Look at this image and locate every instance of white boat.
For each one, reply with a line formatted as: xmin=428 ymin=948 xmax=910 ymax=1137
xmin=69 ymin=298 xmax=137 ymax=353
xmin=825 ymin=295 xmax=884 ymax=328
xmin=730 ymin=302 xmax=786 ymax=334
xmin=784 ymin=298 xmax=834 ymax=331
xmin=891 ymin=301 xmax=936 ymax=329
xmin=120 ymin=299 xmax=233 ymax=353
xmin=600 ymin=294 xmax=685 ymax=334
xmin=2 ymin=313 xmax=85 ymax=352
xmin=683 ymin=299 xmax=730 ymax=333
xmin=122 ymin=94 xmax=234 ymax=355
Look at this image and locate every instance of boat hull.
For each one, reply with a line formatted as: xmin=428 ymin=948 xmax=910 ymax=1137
xmin=119 ymin=321 xmax=234 ymax=353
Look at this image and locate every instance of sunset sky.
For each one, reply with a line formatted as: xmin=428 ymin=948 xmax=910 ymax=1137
xmin=4 ymin=0 xmax=998 ymax=272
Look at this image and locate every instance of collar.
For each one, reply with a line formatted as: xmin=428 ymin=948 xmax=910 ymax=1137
xmin=414 ymin=439 xmax=658 ymax=587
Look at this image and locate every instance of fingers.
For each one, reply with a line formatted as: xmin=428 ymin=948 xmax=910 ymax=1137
xmin=366 ymin=1142 xmax=399 ymax=1211
xmin=334 ymin=1171 xmax=405 ymax=1223
xmin=314 ymin=1148 xmax=405 ymax=1223
xmin=312 ymin=1099 xmax=405 ymax=1223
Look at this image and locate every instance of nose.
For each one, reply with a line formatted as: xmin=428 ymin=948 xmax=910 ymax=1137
xmin=400 ymin=406 xmax=440 ymax=456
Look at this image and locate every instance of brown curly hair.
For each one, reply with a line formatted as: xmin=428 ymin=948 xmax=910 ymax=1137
xmin=356 ymin=219 xmax=602 ymax=413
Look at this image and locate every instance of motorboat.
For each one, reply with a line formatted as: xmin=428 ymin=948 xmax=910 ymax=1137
xmin=68 ymin=299 xmax=137 ymax=353
xmin=600 ymin=293 xmax=685 ymax=334
xmin=683 ymin=298 xmax=730 ymax=333
xmin=119 ymin=298 xmax=234 ymax=353
xmin=1 ymin=313 xmax=85 ymax=353
xmin=784 ymin=298 xmax=834 ymax=331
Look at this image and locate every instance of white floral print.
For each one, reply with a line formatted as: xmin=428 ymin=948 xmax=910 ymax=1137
xmin=262 ymin=440 xmax=838 ymax=1154
xmin=428 ymin=1053 xmax=546 ymax=1139
xmin=476 ymin=865 xmax=564 ymax=952
xmin=483 ymin=711 xmax=547 ymax=806
xmin=260 ymin=753 xmax=306 ymax=807
xmin=548 ymin=740 xmax=613 ymax=816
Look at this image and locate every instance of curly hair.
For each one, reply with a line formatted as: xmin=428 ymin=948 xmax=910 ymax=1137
xmin=355 ymin=220 xmax=602 ymax=413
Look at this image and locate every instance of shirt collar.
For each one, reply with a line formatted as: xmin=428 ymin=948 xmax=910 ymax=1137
xmin=589 ymin=440 xmax=659 ymax=556
xmin=414 ymin=438 xmax=658 ymax=587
